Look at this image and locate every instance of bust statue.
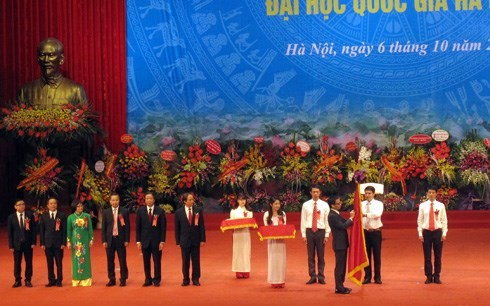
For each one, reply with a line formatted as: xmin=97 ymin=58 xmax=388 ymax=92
xmin=17 ymin=38 xmax=87 ymax=109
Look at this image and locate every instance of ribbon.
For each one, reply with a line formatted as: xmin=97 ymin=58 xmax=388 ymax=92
xmin=55 ymin=218 xmax=60 ymax=231
xmin=119 ymin=214 xmax=125 ymax=226
xmin=381 ymin=155 xmax=407 ymax=195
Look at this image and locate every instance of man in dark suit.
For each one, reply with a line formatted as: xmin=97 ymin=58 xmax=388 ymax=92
xmin=136 ymin=192 xmax=166 ymax=287
xmin=39 ymin=197 xmax=67 ymax=287
xmin=175 ymin=193 xmax=206 ymax=286
xmin=102 ymin=193 xmax=130 ymax=287
xmin=8 ymin=200 xmax=37 ymax=288
xmin=328 ymin=196 xmax=355 ymax=294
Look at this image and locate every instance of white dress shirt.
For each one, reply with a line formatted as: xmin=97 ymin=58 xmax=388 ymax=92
xmin=361 ymin=199 xmax=384 ymax=230
xmin=300 ymin=199 xmax=331 ymax=238
xmin=230 ymin=206 xmax=253 ymax=219
xmin=417 ymin=200 xmax=448 ymax=236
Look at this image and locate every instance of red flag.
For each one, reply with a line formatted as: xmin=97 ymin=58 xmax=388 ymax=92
xmin=347 ymin=184 xmax=369 ymax=286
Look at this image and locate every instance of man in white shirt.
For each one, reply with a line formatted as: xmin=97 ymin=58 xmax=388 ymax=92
xmin=417 ymin=187 xmax=448 ymax=284
xmin=361 ymin=185 xmax=384 ymax=284
xmin=301 ymin=186 xmax=331 ymax=285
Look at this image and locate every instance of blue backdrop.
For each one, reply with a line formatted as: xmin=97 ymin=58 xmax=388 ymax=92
xmin=126 ymin=0 xmax=490 ymax=151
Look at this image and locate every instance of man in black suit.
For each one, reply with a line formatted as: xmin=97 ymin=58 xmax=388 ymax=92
xmin=102 ymin=193 xmax=130 ymax=287
xmin=328 ymin=196 xmax=355 ymax=294
xmin=8 ymin=200 xmax=37 ymax=288
xmin=175 ymin=193 xmax=206 ymax=286
xmin=136 ymin=192 xmax=166 ymax=287
xmin=39 ymin=197 xmax=67 ymax=287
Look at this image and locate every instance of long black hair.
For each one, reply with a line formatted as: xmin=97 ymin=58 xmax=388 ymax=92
xmin=266 ymin=198 xmax=285 ymax=225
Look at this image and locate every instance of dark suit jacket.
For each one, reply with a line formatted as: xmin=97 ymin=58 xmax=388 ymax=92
xmin=101 ymin=206 xmax=130 ymax=247
xmin=39 ymin=211 xmax=67 ymax=248
xmin=8 ymin=211 xmax=37 ymax=250
xmin=135 ymin=205 xmax=166 ymax=248
xmin=328 ymin=210 xmax=353 ymax=250
xmin=174 ymin=205 xmax=206 ymax=247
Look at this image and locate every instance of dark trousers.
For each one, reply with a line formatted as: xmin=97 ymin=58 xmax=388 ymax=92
xmin=334 ymin=249 xmax=347 ymax=290
xmin=306 ymin=228 xmax=326 ymax=280
xmin=106 ymin=236 xmax=128 ymax=281
xmin=180 ymin=246 xmax=201 ymax=282
xmin=422 ymin=229 xmax=443 ymax=277
xmin=13 ymin=242 xmax=33 ymax=282
xmin=364 ymin=230 xmax=382 ymax=280
xmin=45 ymin=246 xmax=64 ymax=284
xmin=142 ymin=244 xmax=162 ymax=283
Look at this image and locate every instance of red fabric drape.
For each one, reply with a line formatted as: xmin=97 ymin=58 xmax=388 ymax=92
xmin=347 ymin=184 xmax=369 ymax=286
xmin=0 ymin=0 xmax=127 ymax=219
xmin=0 ymin=0 xmax=127 ymax=152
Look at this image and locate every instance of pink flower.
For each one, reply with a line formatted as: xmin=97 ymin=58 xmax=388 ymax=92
xmin=162 ymin=136 xmax=176 ymax=146
xmin=270 ymin=135 xmax=285 ymax=148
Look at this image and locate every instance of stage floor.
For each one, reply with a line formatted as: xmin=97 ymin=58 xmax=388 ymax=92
xmin=1 ymin=215 xmax=489 ymax=305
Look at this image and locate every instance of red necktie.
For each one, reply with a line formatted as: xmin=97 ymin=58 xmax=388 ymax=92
xmin=148 ymin=208 xmax=153 ymax=223
xmin=312 ymin=202 xmax=318 ymax=232
xmin=429 ymin=202 xmax=435 ymax=231
xmin=188 ymin=208 xmax=192 ymax=225
xmin=112 ymin=209 xmax=118 ymax=236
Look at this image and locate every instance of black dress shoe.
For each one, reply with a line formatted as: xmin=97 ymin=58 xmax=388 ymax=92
xmin=362 ymin=278 xmax=371 ymax=284
xmin=106 ymin=280 xmax=116 ymax=287
xmin=335 ymin=288 xmax=351 ymax=294
xmin=306 ymin=278 xmax=317 ymax=284
xmin=181 ymin=281 xmax=190 ymax=286
xmin=143 ymin=281 xmax=153 ymax=287
xmin=12 ymin=281 xmax=21 ymax=288
xmin=45 ymin=282 xmax=56 ymax=287
xmin=433 ymin=277 xmax=442 ymax=284
xmin=25 ymin=280 xmax=32 ymax=287
xmin=56 ymin=282 xmax=62 ymax=287
xmin=424 ymin=277 xmax=432 ymax=284
xmin=374 ymin=279 xmax=382 ymax=284
xmin=119 ymin=280 xmax=126 ymax=287
xmin=318 ymin=279 xmax=326 ymax=285
xmin=192 ymin=280 xmax=201 ymax=286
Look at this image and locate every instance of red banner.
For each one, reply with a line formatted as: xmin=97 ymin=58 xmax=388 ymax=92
xmin=347 ymin=184 xmax=369 ymax=286
xmin=257 ymin=224 xmax=296 ymax=241
xmin=220 ymin=218 xmax=258 ymax=232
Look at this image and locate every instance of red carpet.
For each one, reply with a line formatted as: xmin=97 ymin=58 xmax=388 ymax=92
xmin=1 ymin=211 xmax=489 ymax=305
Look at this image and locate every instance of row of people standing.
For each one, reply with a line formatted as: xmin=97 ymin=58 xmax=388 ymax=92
xmin=8 ymin=186 xmax=448 ymax=290
xmin=229 ymin=185 xmax=448 ymax=294
xmin=7 ymin=192 xmax=206 ymax=288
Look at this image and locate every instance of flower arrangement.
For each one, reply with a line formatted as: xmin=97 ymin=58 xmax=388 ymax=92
xmin=242 ymin=141 xmax=276 ymax=186
xmin=0 ymin=102 xmax=102 ymax=145
xmin=148 ymin=159 xmax=175 ymax=196
xmin=346 ymin=144 xmax=381 ymax=184
xmin=426 ymin=142 xmax=456 ymax=185
xmin=383 ymin=192 xmax=407 ymax=211
xmin=117 ymin=143 xmax=149 ymax=181
xmin=279 ymin=189 xmax=306 ymax=212
xmin=79 ymin=168 xmax=112 ymax=207
xmin=216 ymin=141 xmax=247 ymax=190
xmin=17 ymin=148 xmax=64 ymax=196
xmin=311 ymin=136 xmax=343 ymax=185
xmin=279 ymin=141 xmax=310 ymax=191
xmin=249 ymin=190 xmax=272 ymax=212
xmin=436 ymin=186 xmax=459 ymax=209
xmin=31 ymin=205 xmax=46 ymax=223
xmin=123 ymin=186 xmax=146 ymax=211
xmin=159 ymin=204 xmax=174 ymax=214
xmin=399 ymin=146 xmax=430 ymax=180
xmin=175 ymin=143 xmax=214 ymax=189
xmin=219 ymin=193 xmax=238 ymax=208
xmin=457 ymin=137 xmax=489 ymax=197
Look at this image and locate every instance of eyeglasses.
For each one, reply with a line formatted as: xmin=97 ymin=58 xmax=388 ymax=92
xmin=15 ymin=203 xmax=26 ymax=206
